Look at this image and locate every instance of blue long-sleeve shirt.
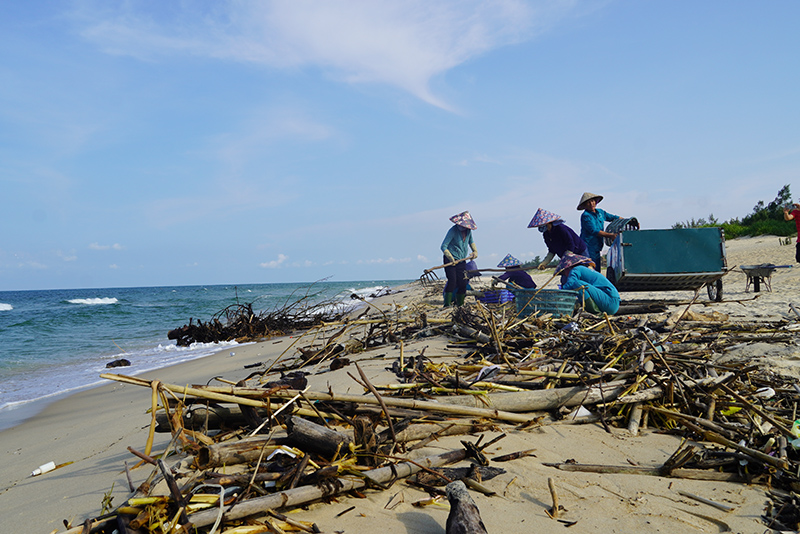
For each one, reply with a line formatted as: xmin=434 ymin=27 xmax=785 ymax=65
xmin=440 ymin=225 xmax=474 ymax=261
xmin=580 ymin=208 xmax=619 ymax=256
xmin=543 ymin=222 xmax=588 ymax=258
xmin=498 ymin=269 xmax=537 ymax=289
xmin=560 ymin=265 xmax=620 ymax=315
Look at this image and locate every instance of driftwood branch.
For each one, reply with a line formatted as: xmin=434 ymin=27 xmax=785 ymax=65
xmin=187 ymin=449 xmax=467 ymax=528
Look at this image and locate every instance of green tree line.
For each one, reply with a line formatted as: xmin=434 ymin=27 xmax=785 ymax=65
xmin=672 ymin=184 xmax=796 ymax=238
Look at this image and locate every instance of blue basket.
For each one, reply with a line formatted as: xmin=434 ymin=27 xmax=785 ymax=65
xmin=477 ymin=289 xmax=514 ymax=304
xmin=513 ymin=289 xmax=579 ymax=317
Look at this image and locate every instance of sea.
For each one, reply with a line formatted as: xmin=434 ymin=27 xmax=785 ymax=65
xmin=0 ymin=280 xmax=411 ymax=432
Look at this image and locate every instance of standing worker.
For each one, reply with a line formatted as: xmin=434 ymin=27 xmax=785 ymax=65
xmin=578 ymin=192 xmax=633 ymax=270
xmin=783 ymin=202 xmax=800 ymax=264
xmin=527 ymin=208 xmax=588 ymax=270
xmin=440 ymin=211 xmax=478 ymax=307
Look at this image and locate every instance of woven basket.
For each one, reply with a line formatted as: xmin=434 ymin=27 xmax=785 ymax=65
xmin=477 ymin=289 xmax=514 ymax=304
xmin=513 ymin=289 xmax=579 ymax=317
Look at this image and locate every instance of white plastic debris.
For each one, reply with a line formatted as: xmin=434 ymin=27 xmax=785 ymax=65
xmin=754 ymin=387 xmax=775 ymax=399
xmin=31 ymin=461 xmax=56 ymax=477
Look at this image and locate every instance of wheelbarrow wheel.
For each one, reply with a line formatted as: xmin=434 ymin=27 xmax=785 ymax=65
xmin=706 ymin=279 xmax=723 ymax=302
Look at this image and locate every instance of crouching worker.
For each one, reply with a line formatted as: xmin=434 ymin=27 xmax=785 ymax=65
xmin=494 ymin=254 xmax=537 ymax=289
xmin=556 ymin=252 xmax=620 ymax=315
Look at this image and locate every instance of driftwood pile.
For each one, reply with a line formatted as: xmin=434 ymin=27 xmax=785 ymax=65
xmin=167 ymin=285 xmax=356 ymax=347
xmin=66 ymin=286 xmax=800 ymax=532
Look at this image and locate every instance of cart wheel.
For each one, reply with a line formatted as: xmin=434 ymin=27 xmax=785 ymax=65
xmin=706 ymin=279 xmax=723 ymax=302
xmin=606 ymin=267 xmax=616 ymax=285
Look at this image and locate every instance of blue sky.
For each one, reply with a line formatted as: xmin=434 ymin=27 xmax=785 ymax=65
xmin=2 ymin=1 xmax=798 ymax=290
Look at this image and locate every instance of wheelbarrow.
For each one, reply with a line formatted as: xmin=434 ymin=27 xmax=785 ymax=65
xmin=739 ymin=264 xmax=792 ymax=292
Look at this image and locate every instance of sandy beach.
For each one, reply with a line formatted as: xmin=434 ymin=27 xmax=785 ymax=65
xmin=3 ymin=235 xmax=800 ymax=534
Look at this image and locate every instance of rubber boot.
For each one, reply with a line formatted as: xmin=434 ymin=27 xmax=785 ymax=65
xmin=455 ymin=293 xmax=466 ymax=307
xmin=584 ymin=297 xmax=601 ymax=314
xmin=443 ymin=292 xmax=454 ymax=307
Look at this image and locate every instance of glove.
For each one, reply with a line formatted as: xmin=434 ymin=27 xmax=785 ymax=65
xmin=443 ymin=250 xmax=455 ymax=263
xmin=469 ymin=243 xmax=478 ymax=260
xmin=538 ymin=252 xmax=555 ymax=270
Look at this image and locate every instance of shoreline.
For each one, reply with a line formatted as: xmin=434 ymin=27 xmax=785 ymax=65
xmin=2 ymin=236 xmax=798 ymax=533
xmin=0 ymin=281 xmax=407 ymax=433
xmin=0 ymin=337 xmax=293 ymax=533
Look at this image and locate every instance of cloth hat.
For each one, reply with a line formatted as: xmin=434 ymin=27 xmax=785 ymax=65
xmin=577 ymin=192 xmax=603 ymax=210
xmin=449 ymin=210 xmax=477 ymax=230
xmin=497 ymin=254 xmax=521 ymax=268
xmin=527 ymin=208 xmax=562 ymax=228
xmin=555 ymin=251 xmax=595 ymax=274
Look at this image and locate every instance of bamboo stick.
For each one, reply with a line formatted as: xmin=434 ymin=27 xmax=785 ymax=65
xmin=627 ymin=403 xmax=643 ymax=436
xmin=547 ymin=478 xmax=560 ymax=519
xmin=186 ymin=449 xmax=467 ymax=528
xmin=545 ymin=462 xmax=746 ymax=482
xmin=102 ymin=373 xmax=540 ymax=424
xmin=181 ymin=379 xmax=629 ymax=414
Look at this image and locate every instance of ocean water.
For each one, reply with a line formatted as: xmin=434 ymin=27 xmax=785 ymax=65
xmin=0 ymin=280 xmax=410 ymax=432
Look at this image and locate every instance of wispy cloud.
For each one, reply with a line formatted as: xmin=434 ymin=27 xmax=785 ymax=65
xmin=456 ymin=153 xmax=503 ymax=166
xmin=89 ymin=242 xmax=124 ymax=251
xmin=210 ymin=106 xmax=334 ymax=173
xmin=357 ymin=257 xmax=411 ymax=265
xmin=75 ymin=0 xmax=577 ymax=108
xmin=260 ymin=253 xmax=288 ymax=268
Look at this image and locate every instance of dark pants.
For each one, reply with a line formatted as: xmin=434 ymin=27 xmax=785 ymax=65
xmin=796 ymin=242 xmax=800 ymax=263
xmin=443 ymin=255 xmax=468 ymax=295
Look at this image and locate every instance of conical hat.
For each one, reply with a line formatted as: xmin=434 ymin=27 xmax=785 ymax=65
xmin=555 ymin=251 xmax=595 ymax=274
xmin=449 ymin=210 xmax=477 ymax=230
xmin=577 ymin=192 xmax=603 ymax=210
xmin=527 ymin=208 xmax=562 ymax=228
xmin=497 ymin=254 xmax=520 ymax=268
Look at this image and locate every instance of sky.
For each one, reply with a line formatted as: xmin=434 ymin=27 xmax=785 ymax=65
xmin=1 ymin=1 xmax=799 ymax=291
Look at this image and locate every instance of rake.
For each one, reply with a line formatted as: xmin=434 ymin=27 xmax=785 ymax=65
xmin=419 ymin=258 xmax=468 ymax=287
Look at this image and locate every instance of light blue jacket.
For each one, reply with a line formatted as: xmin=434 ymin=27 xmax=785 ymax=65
xmin=580 ymin=208 xmax=619 ymax=256
xmin=561 ymin=265 xmax=620 ymax=315
xmin=440 ymin=225 xmax=474 ymax=261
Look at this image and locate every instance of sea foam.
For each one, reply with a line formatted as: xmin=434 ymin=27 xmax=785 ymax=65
xmin=67 ymin=297 xmax=119 ymax=305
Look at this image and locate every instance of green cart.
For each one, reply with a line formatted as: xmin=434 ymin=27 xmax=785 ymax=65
xmin=605 ymin=227 xmax=727 ymax=302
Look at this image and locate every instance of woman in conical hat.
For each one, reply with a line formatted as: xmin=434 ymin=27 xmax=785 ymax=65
xmin=440 ymin=211 xmax=479 ymax=307
xmin=494 ymin=254 xmax=536 ymax=289
xmin=556 ymin=252 xmax=620 ymax=315
xmin=528 ymin=208 xmax=588 ymax=270
xmin=577 ymin=192 xmax=624 ymax=270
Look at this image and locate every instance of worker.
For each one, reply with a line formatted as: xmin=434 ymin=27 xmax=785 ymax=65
xmin=556 ymin=252 xmax=620 ymax=315
xmin=783 ymin=202 xmax=800 ymax=263
xmin=494 ymin=254 xmax=537 ymax=289
xmin=578 ymin=192 xmax=636 ymax=269
xmin=527 ymin=208 xmax=588 ymax=270
xmin=440 ymin=211 xmax=478 ymax=307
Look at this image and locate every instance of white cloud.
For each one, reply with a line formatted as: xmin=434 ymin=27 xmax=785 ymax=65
xmin=456 ymin=153 xmax=503 ymax=166
xmin=18 ymin=260 xmax=48 ymax=270
xmin=75 ymin=0 xmax=577 ymax=108
xmin=88 ymin=242 xmax=123 ymax=250
xmin=260 ymin=253 xmax=288 ymax=268
xmin=57 ymin=250 xmax=78 ymax=262
xmin=358 ymin=257 xmax=411 ymax=265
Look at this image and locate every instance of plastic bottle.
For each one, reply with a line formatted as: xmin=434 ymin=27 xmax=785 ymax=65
xmin=31 ymin=461 xmax=56 ymax=477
